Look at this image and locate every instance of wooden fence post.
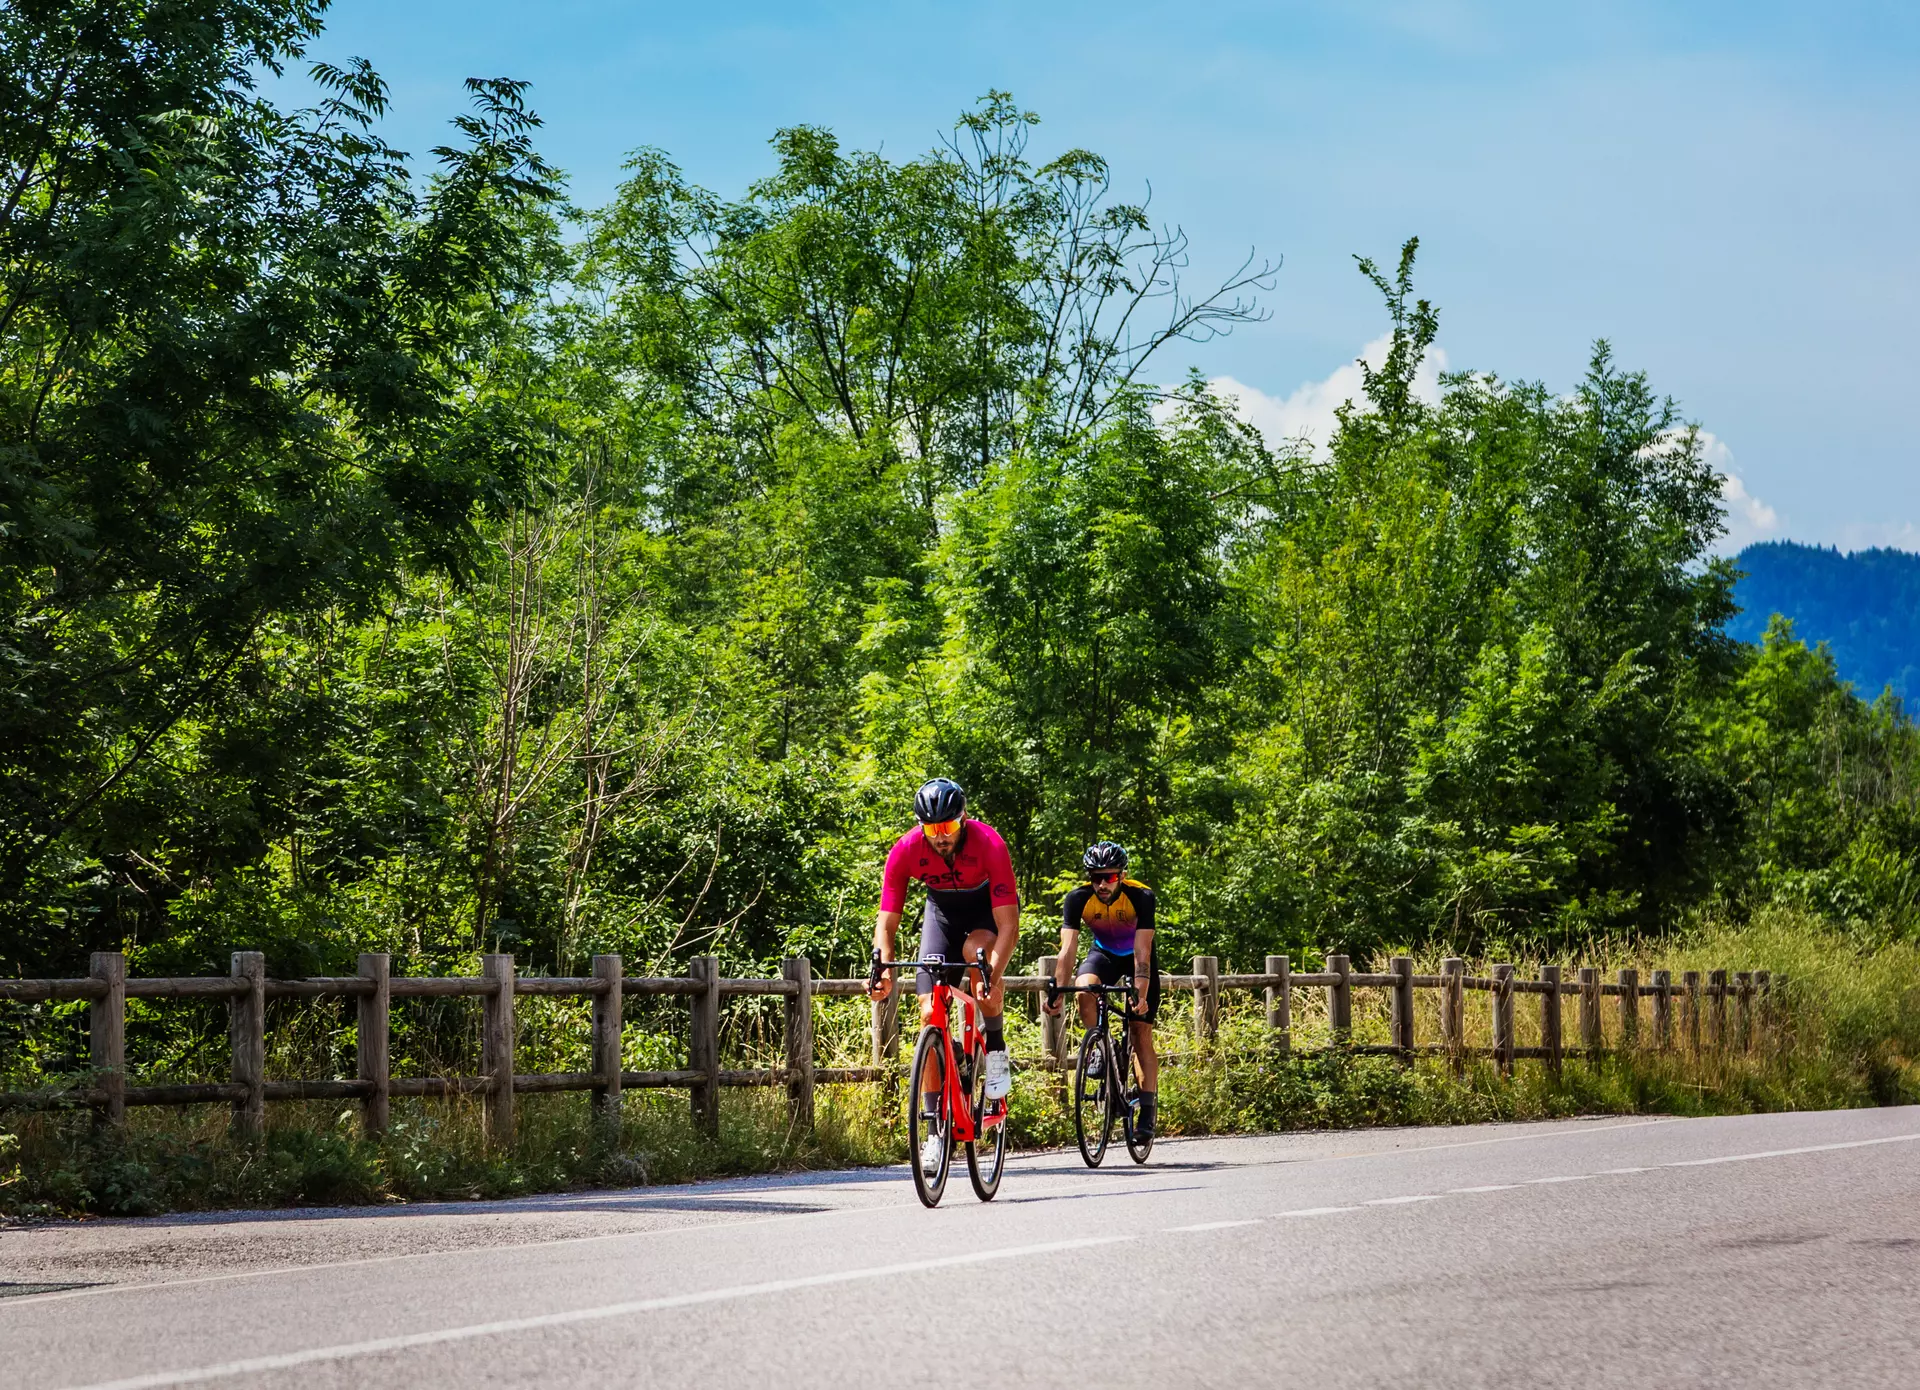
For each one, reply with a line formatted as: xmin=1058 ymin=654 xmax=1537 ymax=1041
xmin=482 ymin=953 xmax=516 ymax=1147
xmin=1193 ymin=955 xmax=1220 ymax=1047
xmin=1578 ymin=967 xmax=1602 ymax=1055
xmin=689 ymin=955 xmax=720 ymax=1138
xmin=1328 ymin=954 xmax=1352 ymax=1045
xmin=1491 ymin=964 xmax=1515 ymax=1075
xmin=1618 ymin=968 xmax=1639 ymax=1051
xmin=591 ymin=954 xmax=623 ymax=1130
xmin=1736 ymin=971 xmax=1755 ymax=1053
xmin=1540 ymin=963 xmax=1562 ymax=1076
xmin=357 ymin=952 xmax=390 ymax=1139
xmin=1265 ymin=955 xmax=1291 ymax=1057
xmin=1037 ymin=955 xmax=1062 ymax=1068
xmin=1390 ymin=957 xmax=1414 ymax=1062
xmin=89 ymin=951 xmax=126 ymax=1127
xmin=1652 ymin=969 xmax=1672 ymax=1052
xmin=784 ymin=955 xmax=814 ymax=1131
xmin=228 ymin=951 xmax=266 ymax=1137
xmin=1708 ymin=969 xmax=1728 ymax=1051
xmin=1681 ymin=970 xmax=1702 ymax=1053
xmin=1441 ymin=958 xmax=1465 ymax=1074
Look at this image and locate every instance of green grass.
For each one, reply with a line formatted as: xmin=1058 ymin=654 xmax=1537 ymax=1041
xmin=6 ymin=909 xmax=1916 ymax=1220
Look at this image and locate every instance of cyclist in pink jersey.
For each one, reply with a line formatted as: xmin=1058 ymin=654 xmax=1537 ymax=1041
xmin=869 ymin=778 xmax=1021 ymax=1175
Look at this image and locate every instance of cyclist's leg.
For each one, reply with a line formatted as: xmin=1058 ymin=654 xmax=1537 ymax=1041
xmin=1079 ymin=946 xmax=1124 ymax=1027
xmin=1130 ymin=963 xmax=1162 ymax=1134
xmin=916 ymin=901 xmax=966 ymax=1118
xmin=1074 ymin=970 xmax=1101 ymax=1029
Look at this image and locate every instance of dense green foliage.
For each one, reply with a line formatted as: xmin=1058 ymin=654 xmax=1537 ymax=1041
xmin=6 ymin=0 xmax=1920 ymax=1016
xmin=1731 ymin=542 xmax=1920 ymax=701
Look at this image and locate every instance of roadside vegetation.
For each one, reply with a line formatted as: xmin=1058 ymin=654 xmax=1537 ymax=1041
xmin=6 ymin=3 xmax=1920 ymax=1216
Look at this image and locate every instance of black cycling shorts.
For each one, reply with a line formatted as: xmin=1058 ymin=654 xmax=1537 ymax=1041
xmin=915 ymin=893 xmax=998 ymax=994
xmin=1077 ymin=945 xmax=1161 ymax=1024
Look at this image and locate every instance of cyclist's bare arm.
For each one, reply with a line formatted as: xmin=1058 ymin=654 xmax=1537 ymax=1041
xmin=1131 ymin=926 xmax=1155 ymax=1025
xmin=871 ymin=910 xmax=902 ymax=999
xmin=1044 ymin=926 xmax=1079 ymax=1013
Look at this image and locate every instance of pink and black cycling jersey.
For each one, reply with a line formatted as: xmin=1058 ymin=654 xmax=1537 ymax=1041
xmin=879 ymin=819 xmax=1019 ymax=918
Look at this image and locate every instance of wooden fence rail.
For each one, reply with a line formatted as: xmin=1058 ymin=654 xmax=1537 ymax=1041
xmin=0 ymin=952 xmax=1782 ymax=1144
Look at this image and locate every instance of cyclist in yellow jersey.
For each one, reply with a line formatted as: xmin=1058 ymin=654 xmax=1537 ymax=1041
xmin=1044 ymin=841 xmax=1160 ymax=1139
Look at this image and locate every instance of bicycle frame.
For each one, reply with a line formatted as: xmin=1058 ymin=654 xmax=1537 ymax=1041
xmin=871 ymin=952 xmax=1007 ymax=1144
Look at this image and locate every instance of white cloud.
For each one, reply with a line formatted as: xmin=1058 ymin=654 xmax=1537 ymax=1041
xmin=1691 ymin=431 xmax=1779 ymax=553
xmin=1206 ymin=334 xmax=1447 ymax=459
xmin=1832 ymin=519 xmax=1920 ymax=553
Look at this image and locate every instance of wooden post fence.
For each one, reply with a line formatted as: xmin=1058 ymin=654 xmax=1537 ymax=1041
xmin=1441 ymin=958 xmax=1465 ymax=1073
xmin=1578 ymin=967 xmax=1602 ymax=1055
xmin=89 ymin=951 xmax=125 ymax=1127
xmin=1266 ymin=955 xmax=1291 ymax=1056
xmin=784 ymin=955 xmax=814 ymax=1130
xmin=689 ymin=954 xmax=720 ymax=1138
xmin=357 ymin=952 xmax=390 ymax=1138
xmin=591 ymin=954 xmax=623 ymax=1129
xmin=1328 ymin=954 xmax=1352 ymax=1045
xmin=229 ymin=951 xmax=265 ymax=1137
xmin=0 ymin=951 xmax=1798 ymax=1147
xmin=1390 ymin=957 xmax=1414 ymax=1062
xmin=1193 ymin=955 xmax=1220 ymax=1047
xmin=482 ymin=953 xmax=515 ymax=1148
xmin=1540 ymin=963 xmax=1562 ymax=1075
xmin=1491 ymin=963 xmax=1515 ymax=1075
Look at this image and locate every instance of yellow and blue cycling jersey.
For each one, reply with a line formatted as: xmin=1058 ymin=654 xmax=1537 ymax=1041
xmin=1061 ymin=879 xmax=1156 ymax=955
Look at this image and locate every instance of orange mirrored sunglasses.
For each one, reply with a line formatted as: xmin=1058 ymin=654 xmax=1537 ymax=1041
xmin=920 ymin=817 xmax=963 ymax=837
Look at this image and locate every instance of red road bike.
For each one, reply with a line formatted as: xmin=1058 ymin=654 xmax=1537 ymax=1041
xmin=869 ymin=948 xmax=1008 ymax=1207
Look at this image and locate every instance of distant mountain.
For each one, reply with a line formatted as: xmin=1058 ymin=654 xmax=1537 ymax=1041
xmin=1729 ymin=541 xmax=1920 ymax=700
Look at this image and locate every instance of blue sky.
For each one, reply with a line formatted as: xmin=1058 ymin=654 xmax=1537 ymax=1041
xmin=291 ymin=1 xmax=1920 ymax=552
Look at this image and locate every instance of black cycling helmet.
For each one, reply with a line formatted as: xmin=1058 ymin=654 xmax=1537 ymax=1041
xmin=913 ymin=777 xmax=967 ymax=824
xmin=1082 ymin=841 xmax=1128 ymax=874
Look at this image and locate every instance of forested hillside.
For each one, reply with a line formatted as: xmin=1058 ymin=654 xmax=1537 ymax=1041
xmin=5 ymin=0 xmax=1919 ymax=995
xmin=1731 ymin=542 xmax=1920 ymax=702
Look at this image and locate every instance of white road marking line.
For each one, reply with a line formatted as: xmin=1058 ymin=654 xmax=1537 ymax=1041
xmin=60 ymin=1236 xmax=1131 ymax=1390
xmin=1662 ymin=1133 xmax=1920 ymax=1168
xmin=1277 ymin=1206 xmax=1358 ymax=1217
xmin=1525 ymin=1175 xmax=1592 ymax=1184
xmin=1598 ymin=1167 xmax=1649 ymax=1175
xmin=1167 ymin=1220 xmax=1260 ymax=1232
xmin=1364 ymin=1194 xmax=1442 ymax=1205
xmin=1449 ymin=1184 xmax=1520 ymax=1193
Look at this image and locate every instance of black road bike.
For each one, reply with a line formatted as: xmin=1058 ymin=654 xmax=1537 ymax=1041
xmin=1045 ymin=978 xmax=1152 ymax=1167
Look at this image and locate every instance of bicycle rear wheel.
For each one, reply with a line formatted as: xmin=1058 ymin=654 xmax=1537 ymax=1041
xmin=1119 ymin=1025 xmax=1153 ymax=1164
xmin=965 ymin=1040 xmax=1006 ymax=1202
xmin=908 ymin=1026 xmax=954 ymax=1207
xmin=1073 ymin=1026 xmax=1115 ymax=1167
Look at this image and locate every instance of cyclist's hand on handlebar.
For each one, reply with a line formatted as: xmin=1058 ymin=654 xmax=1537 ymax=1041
xmin=1042 ymin=978 xmax=1062 ymax=1015
xmin=867 ymin=950 xmax=893 ymax=1001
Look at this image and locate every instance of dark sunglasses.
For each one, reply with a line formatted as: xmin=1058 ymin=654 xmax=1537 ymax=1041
xmin=1090 ymin=871 xmax=1122 ymax=885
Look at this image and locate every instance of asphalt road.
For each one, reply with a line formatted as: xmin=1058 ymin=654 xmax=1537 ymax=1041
xmin=4 ymin=1107 xmax=1918 ymax=1389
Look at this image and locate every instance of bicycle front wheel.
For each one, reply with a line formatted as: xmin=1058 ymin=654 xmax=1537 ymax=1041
xmin=908 ymin=1026 xmax=954 ymax=1208
xmin=965 ymin=1041 xmax=1006 ymax=1202
xmin=1073 ymin=1027 xmax=1115 ymax=1167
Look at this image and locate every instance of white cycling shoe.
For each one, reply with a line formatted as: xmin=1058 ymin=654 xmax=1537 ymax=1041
xmin=919 ymin=1129 xmax=946 ymax=1175
xmin=984 ymin=1049 xmax=1011 ymax=1100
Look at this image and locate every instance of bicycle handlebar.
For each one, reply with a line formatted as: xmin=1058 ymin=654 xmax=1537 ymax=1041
xmin=868 ymin=947 xmax=990 ymax=990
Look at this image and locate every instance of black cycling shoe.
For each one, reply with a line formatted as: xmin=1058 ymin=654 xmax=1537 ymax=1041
xmin=1135 ymin=1092 xmax=1157 ymax=1140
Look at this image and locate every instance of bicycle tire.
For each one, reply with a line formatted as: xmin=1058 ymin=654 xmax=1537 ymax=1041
xmin=1119 ymin=1020 xmax=1153 ymax=1164
xmin=965 ymin=1038 xmax=1006 ymax=1201
xmin=1073 ymin=1026 xmax=1115 ymax=1167
xmin=908 ymin=1025 xmax=954 ymax=1207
